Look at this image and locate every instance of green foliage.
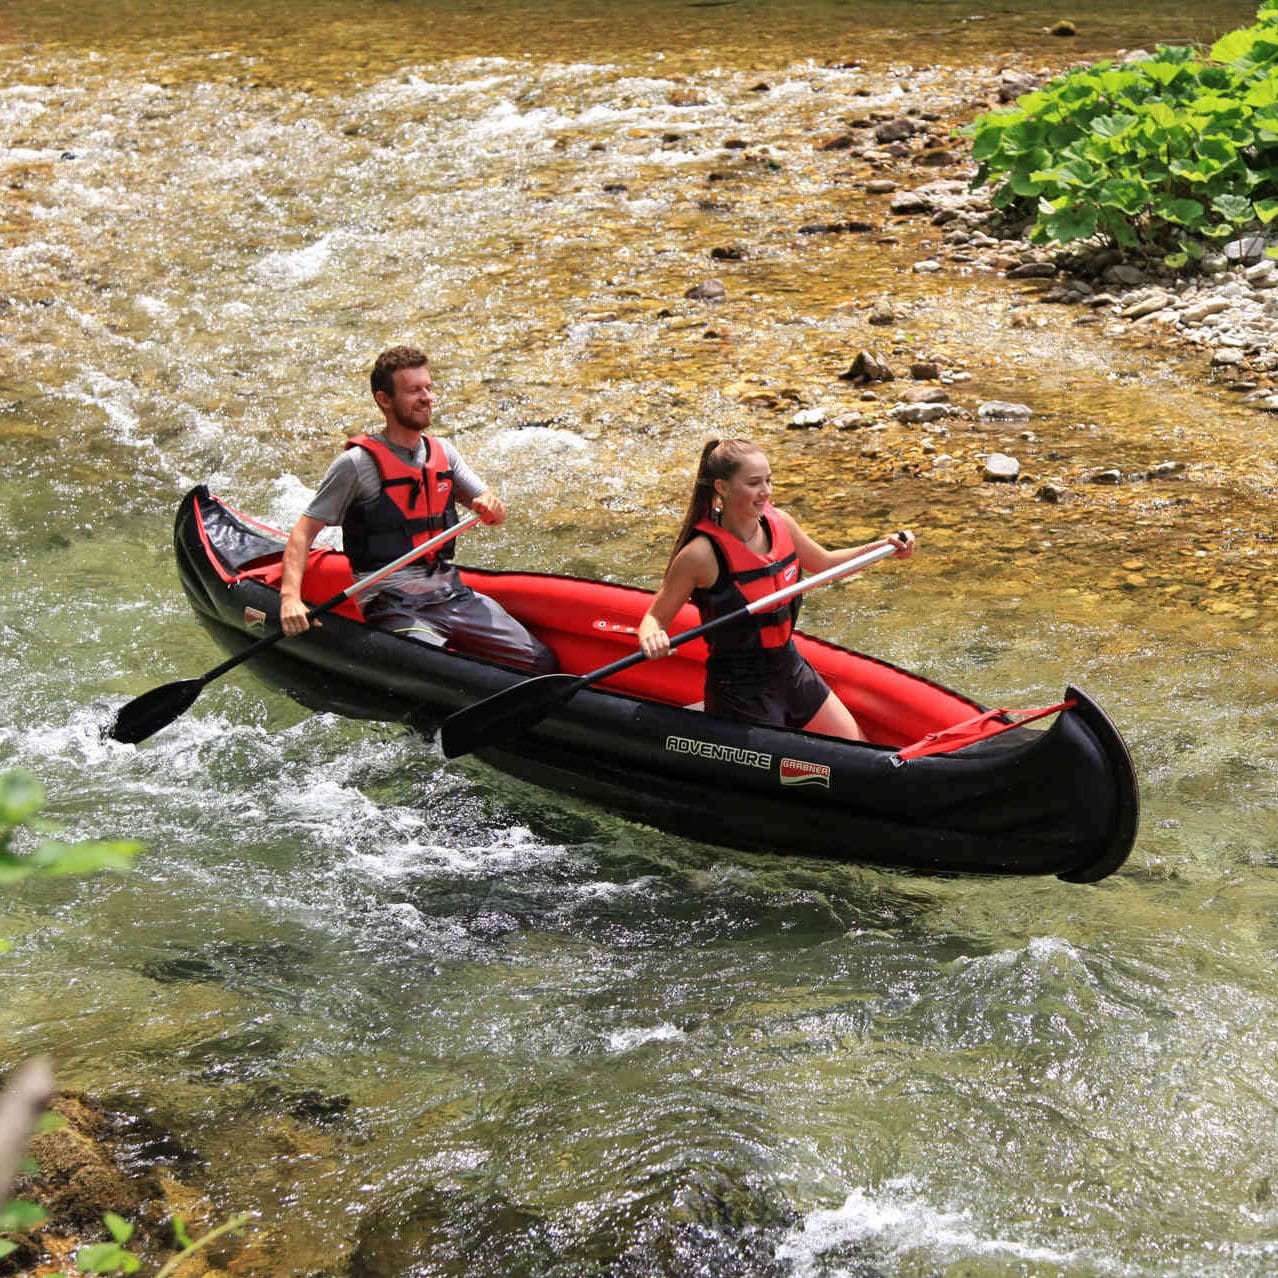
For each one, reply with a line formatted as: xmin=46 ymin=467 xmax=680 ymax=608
xmin=0 ymin=769 xmax=140 ymax=884
xmin=75 ymin=1211 xmax=251 ymax=1277
xmin=1 ymin=769 xmax=142 ymax=1270
xmin=962 ymin=2 xmax=1278 ymax=264
xmin=76 ymin=1213 xmax=142 ymax=1275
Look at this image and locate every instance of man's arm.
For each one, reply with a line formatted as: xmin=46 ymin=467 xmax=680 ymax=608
xmin=279 ymin=514 xmax=328 ymax=635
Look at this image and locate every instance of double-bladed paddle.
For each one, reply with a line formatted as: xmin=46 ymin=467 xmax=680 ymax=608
xmin=439 ymin=537 xmax=903 ymax=760
xmin=108 ymin=510 xmax=485 ymax=745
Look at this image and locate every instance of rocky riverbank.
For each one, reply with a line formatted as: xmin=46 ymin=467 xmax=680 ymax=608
xmin=808 ymin=54 xmax=1278 ymax=398
xmin=3 ymin=1091 xmax=237 ymax=1277
xmin=663 ymin=48 xmax=1277 ymax=629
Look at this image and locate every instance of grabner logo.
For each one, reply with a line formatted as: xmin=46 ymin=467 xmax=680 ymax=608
xmin=243 ymin=607 xmax=267 ymax=630
xmin=665 ymin=735 xmax=771 ymax=771
xmin=779 ymin=757 xmax=831 ymax=788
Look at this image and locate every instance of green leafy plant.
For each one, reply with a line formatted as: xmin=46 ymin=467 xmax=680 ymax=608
xmin=0 ymin=769 xmax=140 ymax=892
xmin=962 ymin=1 xmax=1278 ymax=265
xmin=76 ymin=1210 xmax=251 ymax=1276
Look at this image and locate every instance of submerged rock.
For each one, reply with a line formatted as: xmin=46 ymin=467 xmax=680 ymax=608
xmin=685 ymin=279 xmax=727 ymax=302
xmin=978 ymin=400 xmax=1033 ymax=421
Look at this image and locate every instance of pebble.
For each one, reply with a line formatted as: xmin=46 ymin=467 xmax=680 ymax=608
xmin=983 ymin=452 xmax=1021 ymax=481
xmin=978 ymin=400 xmax=1033 ymax=421
xmin=685 ymin=279 xmax=726 ymax=301
xmin=789 ymin=407 xmax=828 ymax=428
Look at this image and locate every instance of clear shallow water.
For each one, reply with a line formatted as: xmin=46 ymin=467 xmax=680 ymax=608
xmin=3 ymin=1 xmax=1278 ymax=1274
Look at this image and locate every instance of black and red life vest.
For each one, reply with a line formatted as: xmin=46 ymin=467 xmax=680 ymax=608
xmin=341 ymin=433 xmax=458 ymax=573
xmin=691 ymin=504 xmax=801 ymax=652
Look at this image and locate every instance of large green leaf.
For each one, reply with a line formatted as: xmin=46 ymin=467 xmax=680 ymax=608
xmin=1157 ymin=196 xmax=1207 ymax=226
xmin=1211 ymin=192 xmax=1254 ymax=222
xmin=1254 ymin=197 xmax=1278 ymax=223
xmin=1041 ymin=202 xmax=1099 ymax=242
xmin=1091 ymin=113 xmax=1139 ymax=139
xmin=1099 ymin=177 xmax=1151 ymax=214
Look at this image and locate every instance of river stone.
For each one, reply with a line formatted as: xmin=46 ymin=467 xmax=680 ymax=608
xmin=1104 ymin=263 xmax=1147 ymax=287
xmin=912 ymin=259 xmax=942 ymax=273
xmin=685 ymin=279 xmax=726 ymax=301
xmin=868 ymin=302 xmax=895 ymax=325
xmin=1121 ymin=291 xmax=1172 ymax=319
xmin=789 ymin=406 xmax=828 ymax=428
xmin=1006 ymin=261 xmax=1057 ymax=279
xmin=874 ymin=117 xmax=915 ymax=143
xmin=841 ymin=350 xmax=895 ymax=383
xmin=1036 ymin=482 xmax=1066 ymax=502
xmin=1089 ymin=468 xmax=1124 ymax=484
xmin=983 ymin=453 xmax=1020 ymax=482
xmin=866 ymin=178 xmax=897 ymax=194
xmin=1210 ymin=348 xmax=1246 ymax=367
xmin=891 ymin=401 xmax=959 ymax=423
xmin=1225 ymin=235 xmax=1268 ymax=264
xmin=832 ymin=412 xmax=866 ymax=429
xmin=1245 ymin=260 xmax=1278 ymax=287
xmin=890 ymin=190 xmax=930 ymax=214
xmin=1182 ymin=298 xmax=1231 ymax=323
xmin=978 ymin=400 xmax=1033 ymax=421
xmin=910 ymin=361 xmax=942 ymax=380
xmin=900 ymin=385 xmax=948 ymax=403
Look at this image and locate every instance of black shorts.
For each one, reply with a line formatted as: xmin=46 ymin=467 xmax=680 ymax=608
xmin=704 ymin=640 xmax=831 ymax=730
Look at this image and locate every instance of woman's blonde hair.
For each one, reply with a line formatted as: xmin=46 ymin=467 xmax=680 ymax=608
xmin=666 ymin=438 xmax=763 ymax=572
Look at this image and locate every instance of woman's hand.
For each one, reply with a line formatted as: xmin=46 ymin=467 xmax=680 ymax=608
xmin=638 ymin=616 xmax=671 ymax=659
xmin=888 ymin=529 xmax=916 ymax=558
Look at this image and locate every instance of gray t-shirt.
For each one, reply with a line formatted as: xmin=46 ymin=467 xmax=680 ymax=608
xmin=304 ymin=432 xmax=486 ymax=602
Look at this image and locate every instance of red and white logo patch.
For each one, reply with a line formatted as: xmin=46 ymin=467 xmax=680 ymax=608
xmin=779 ymin=757 xmax=830 ymax=788
xmin=243 ymin=607 xmax=267 ymax=630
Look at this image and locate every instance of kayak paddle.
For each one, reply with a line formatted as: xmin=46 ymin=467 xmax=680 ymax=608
xmin=439 ymin=538 xmax=903 ymax=760
xmin=108 ymin=510 xmax=485 ymax=745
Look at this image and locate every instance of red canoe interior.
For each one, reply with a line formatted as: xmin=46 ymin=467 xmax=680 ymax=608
xmin=215 ymin=531 xmax=993 ymax=750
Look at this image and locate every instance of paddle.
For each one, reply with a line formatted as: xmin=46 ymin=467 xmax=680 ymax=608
xmin=108 ymin=510 xmax=485 ymax=745
xmin=439 ymin=538 xmax=904 ymax=760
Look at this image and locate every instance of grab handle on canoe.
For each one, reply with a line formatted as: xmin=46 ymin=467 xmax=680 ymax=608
xmin=439 ymin=539 xmax=903 ymax=760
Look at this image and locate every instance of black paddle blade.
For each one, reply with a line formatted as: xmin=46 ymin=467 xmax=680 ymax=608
xmin=439 ymin=673 xmax=583 ymax=760
xmin=107 ymin=678 xmax=207 ymax=744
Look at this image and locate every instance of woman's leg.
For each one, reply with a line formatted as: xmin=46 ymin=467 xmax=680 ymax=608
xmin=802 ymin=691 xmax=867 ymax=742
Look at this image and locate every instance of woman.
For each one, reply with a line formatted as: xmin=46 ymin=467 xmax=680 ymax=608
xmin=637 ymin=438 xmax=915 ymax=741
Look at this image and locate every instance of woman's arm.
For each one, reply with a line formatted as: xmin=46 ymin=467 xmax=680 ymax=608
xmin=776 ymin=509 xmax=914 ymax=574
xmin=638 ymin=538 xmax=717 ymax=659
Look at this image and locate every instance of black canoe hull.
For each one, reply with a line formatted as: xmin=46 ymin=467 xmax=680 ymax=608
xmin=173 ymin=486 xmax=1139 ymax=881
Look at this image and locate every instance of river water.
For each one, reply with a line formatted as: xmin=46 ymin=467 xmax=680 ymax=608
xmin=3 ymin=1 xmax=1278 ymax=1274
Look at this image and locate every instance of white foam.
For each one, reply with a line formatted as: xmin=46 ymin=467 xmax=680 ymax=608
xmin=251 ymin=234 xmax=336 ymax=285
xmin=605 ymin=1023 xmax=685 ymax=1054
xmin=486 ymin=425 xmax=588 ymax=455
xmin=778 ymin=1179 xmax=1085 ymax=1276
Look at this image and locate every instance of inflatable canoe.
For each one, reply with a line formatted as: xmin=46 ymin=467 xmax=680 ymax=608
xmin=173 ymin=485 xmax=1139 ymax=881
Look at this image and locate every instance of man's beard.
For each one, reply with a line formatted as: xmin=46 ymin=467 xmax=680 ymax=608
xmin=392 ymin=404 xmax=427 ymax=433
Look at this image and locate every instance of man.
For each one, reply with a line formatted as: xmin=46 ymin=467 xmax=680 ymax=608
xmin=279 ymin=345 xmax=557 ymax=674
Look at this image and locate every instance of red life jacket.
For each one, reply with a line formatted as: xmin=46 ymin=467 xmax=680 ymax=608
xmin=691 ymin=504 xmax=801 ymax=652
xmin=341 ymin=433 xmax=457 ymax=572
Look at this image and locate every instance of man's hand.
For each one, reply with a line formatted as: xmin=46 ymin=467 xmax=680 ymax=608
xmin=280 ymin=594 xmax=314 ymax=636
xmin=470 ymin=490 xmax=506 ymax=526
